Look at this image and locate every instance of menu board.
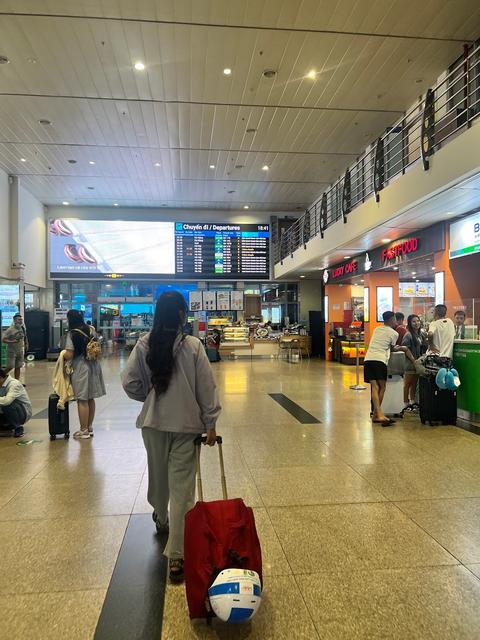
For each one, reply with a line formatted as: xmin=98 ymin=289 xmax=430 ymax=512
xmin=216 ymin=291 xmax=230 ymax=311
xmin=175 ymin=223 xmax=269 ymax=279
xmin=231 ymin=291 xmax=244 ymax=311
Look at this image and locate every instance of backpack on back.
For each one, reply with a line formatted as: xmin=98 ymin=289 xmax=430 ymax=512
xmin=73 ymin=328 xmax=102 ymax=361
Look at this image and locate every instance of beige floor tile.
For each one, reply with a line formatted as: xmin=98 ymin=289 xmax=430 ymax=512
xmin=161 ymin=575 xmax=318 ymax=639
xmin=395 ymin=498 xmax=480 ymax=563
xmin=354 ymin=459 xmax=480 ymax=501
xmin=0 ymin=457 xmax=48 ymax=483
xmin=251 ymin=465 xmax=386 ymax=507
xmin=0 ymin=589 xmax=106 ymax=640
xmin=268 ymin=503 xmax=457 ymax=574
xmin=466 ymin=564 xmax=480 ymax=579
xmin=253 ymin=508 xmax=291 ymax=576
xmin=299 ymin=566 xmax=480 ymax=640
xmin=0 ymin=474 xmax=142 ymax=520
xmin=0 ymin=515 xmax=128 ymax=594
xmin=0 ymin=480 xmax=28 ymax=509
xmin=36 ymin=446 xmax=147 ymax=479
xmin=325 ymin=437 xmax=433 ymax=465
xmin=238 ymin=438 xmax=345 ymax=468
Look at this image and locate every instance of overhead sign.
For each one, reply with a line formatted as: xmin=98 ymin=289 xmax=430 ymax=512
xmin=381 ymin=237 xmax=419 ymax=264
xmin=322 ymin=269 xmax=330 ymax=284
xmin=331 ymin=260 xmax=358 ymax=279
xmin=449 ymin=212 xmax=480 ymax=259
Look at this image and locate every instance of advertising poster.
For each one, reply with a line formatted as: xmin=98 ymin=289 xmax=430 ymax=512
xmin=216 ymin=291 xmax=230 ymax=311
xmin=49 ymin=219 xmax=175 ymax=277
xmin=0 ymin=284 xmax=19 ymax=326
xmin=376 ymin=286 xmax=393 ymax=321
xmin=189 ymin=291 xmax=202 ymax=312
xmin=202 ymin=291 xmax=217 ymax=311
xmin=363 ymin=288 xmax=369 ymax=322
xmin=231 ymin=291 xmax=244 ymax=311
xmin=415 ymin=282 xmax=429 ymax=297
xmin=399 ymin=283 xmax=416 ymax=297
xmin=435 ymin=272 xmax=445 ymax=305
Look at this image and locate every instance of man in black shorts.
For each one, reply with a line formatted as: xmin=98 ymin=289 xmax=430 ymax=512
xmin=364 ymin=311 xmax=415 ymax=426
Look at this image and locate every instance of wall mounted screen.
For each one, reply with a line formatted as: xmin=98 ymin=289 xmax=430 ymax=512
xmin=376 ymin=286 xmax=393 ymax=322
xmin=49 ymin=219 xmax=269 ymax=279
xmin=449 ymin=212 xmax=480 ymax=259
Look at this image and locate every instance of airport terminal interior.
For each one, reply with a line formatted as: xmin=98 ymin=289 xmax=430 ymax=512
xmin=1 ymin=2 xmax=480 ymax=639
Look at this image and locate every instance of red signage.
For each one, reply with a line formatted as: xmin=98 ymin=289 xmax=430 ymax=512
xmin=382 ymin=238 xmax=419 ymax=262
xmin=331 ymin=260 xmax=358 ymax=279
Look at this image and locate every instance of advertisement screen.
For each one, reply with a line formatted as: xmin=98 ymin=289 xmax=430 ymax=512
xmin=0 ymin=284 xmax=19 ymax=326
xmin=376 ymin=286 xmax=393 ymax=322
xmin=49 ymin=219 xmax=175 ymax=278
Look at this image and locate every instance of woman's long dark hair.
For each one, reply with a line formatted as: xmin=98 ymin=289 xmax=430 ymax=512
xmin=147 ymin=291 xmax=187 ymax=395
xmin=67 ymin=309 xmax=90 ymax=357
xmin=407 ymin=314 xmax=421 ymax=344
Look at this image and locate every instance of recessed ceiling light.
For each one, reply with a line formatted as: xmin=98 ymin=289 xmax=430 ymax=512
xmin=154 ymin=162 xmax=161 ymax=167
xmin=223 ymin=68 xmax=232 ymax=76
xmin=38 ymin=119 xmax=52 ymax=126
xmin=412 ymin=272 xmax=416 ymax=275
xmin=431 ymin=266 xmax=435 ymax=270
xmin=134 ymin=61 xmax=145 ymax=71
xmin=20 ymin=158 xmax=26 ymax=162
xmin=243 ymin=205 xmax=249 ymax=209
xmin=361 ymin=279 xmax=365 ymax=283
xmin=0 ymin=56 xmax=10 ymax=65
xmin=62 ymin=201 xmax=69 ymax=206
xmin=209 ymin=164 xmax=215 ymax=169
xmin=416 ymin=279 xmax=419 ymax=282
xmin=307 ymin=69 xmax=317 ymax=80
xmin=343 ymin=255 xmax=351 ymax=259
xmin=89 ymin=161 xmax=95 ymax=165
xmin=445 ymin=211 xmax=455 ymax=215
xmin=263 ymin=69 xmax=277 ymax=78
xmin=113 ymin=203 xmax=119 ymax=207
xmin=246 ymin=128 xmax=257 ymax=134
xmin=381 ymin=238 xmax=390 ymax=243
xmin=393 ymin=266 xmax=398 ymax=270
xmin=299 ymin=275 xmax=306 ymax=278
xmin=262 ymin=165 xmax=269 ymax=171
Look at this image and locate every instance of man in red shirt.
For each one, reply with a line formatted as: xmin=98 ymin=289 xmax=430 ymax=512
xmin=395 ymin=312 xmax=407 ymax=345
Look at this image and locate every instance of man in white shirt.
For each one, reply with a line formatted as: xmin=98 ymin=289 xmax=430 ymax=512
xmin=428 ymin=305 xmax=456 ymax=358
xmin=364 ymin=311 xmax=415 ymax=426
xmin=0 ymin=368 xmax=32 ymax=437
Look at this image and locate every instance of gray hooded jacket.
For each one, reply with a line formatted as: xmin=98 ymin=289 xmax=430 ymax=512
xmin=121 ymin=333 xmax=221 ymax=433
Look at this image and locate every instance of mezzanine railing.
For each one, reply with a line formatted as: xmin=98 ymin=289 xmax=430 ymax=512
xmin=275 ymin=41 xmax=480 ymax=265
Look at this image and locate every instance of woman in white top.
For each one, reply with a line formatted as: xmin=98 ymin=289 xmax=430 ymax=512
xmin=121 ymin=291 xmax=221 ymax=584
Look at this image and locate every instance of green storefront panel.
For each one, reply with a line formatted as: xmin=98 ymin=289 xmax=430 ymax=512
xmin=453 ymin=342 xmax=480 ymax=414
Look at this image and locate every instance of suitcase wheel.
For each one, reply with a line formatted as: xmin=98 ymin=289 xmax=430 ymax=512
xmin=64 ymin=432 xmax=70 ymax=440
xmin=50 ymin=434 xmax=56 ymax=441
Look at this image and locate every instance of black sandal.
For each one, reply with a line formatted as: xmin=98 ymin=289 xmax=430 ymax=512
xmin=169 ymin=559 xmax=185 ymax=584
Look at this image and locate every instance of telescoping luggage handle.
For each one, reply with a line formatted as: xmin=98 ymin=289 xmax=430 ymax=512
xmin=194 ymin=435 xmax=228 ymax=502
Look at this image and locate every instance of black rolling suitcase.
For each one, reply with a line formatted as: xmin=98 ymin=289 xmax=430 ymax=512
xmin=419 ymin=377 xmax=457 ymax=426
xmin=48 ymin=394 xmax=70 ymax=440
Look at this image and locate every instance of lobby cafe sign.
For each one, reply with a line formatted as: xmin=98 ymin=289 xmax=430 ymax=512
xmin=323 ymin=226 xmax=444 ymax=284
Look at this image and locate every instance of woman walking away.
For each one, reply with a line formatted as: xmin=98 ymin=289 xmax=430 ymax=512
xmin=121 ymin=291 xmax=221 ymax=584
xmin=401 ymin=314 xmax=426 ymax=412
xmin=64 ymin=310 xmax=105 ymax=439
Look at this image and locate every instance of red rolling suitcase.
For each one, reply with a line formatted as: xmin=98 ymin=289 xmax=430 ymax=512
xmin=184 ymin=435 xmax=262 ymax=620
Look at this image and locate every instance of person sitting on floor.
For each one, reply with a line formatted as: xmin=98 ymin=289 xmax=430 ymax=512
xmin=0 ymin=368 xmax=32 ymax=438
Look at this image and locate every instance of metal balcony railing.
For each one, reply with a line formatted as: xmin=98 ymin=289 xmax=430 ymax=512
xmin=274 ymin=40 xmax=480 ymax=265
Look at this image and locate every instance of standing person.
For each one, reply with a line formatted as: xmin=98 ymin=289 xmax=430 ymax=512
xmin=121 ymin=291 xmax=221 ymax=584
xmin=364 ymin=311 xmax=416 ymax=426
xmin=401 ymin=314 xmax=426 ymax=411
xmin=211 ymin=328 xmax=222 ymax=361
xmin=2 ymin=314 xmax=28 ymax=382
xmin=427 ymin=304 xmax=456 ymax=358
xmin=0 ymin=368 xmax=32 ymax=437
xmin=454 ymin=310 xmax=466 ymax=340
xmin=63 ymin=310 xmax=105 ymax=439
xmin=394 ymin=312 xmax=407 ymax=345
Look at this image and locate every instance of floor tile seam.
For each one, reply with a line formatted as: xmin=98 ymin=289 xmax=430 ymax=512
xmin=393 ymin=496 xmax=480 ymax=504
xmin=392 ymin=501 xmax=465 ymax=565
xmin=220 ymin=438 xmax=268 ymax=508
xmin=285 ymin=561 xmax=467 ymax=578
xmin=264 ymin=500 xmax=400 ymax=514
xmin=258 ymin=503 xmax=297 ymax=578
xmin=464 ymin=565 xmax=480 ymax=582
xmin=290 ymin=573 xmax=321 ymax=639
xmin=0 ymin=474 xmax=40 ymax=512
xmin=0 ymin=586 xmax=108 ymax=598
xmin=0 ymin=508 xmax=142 ymax=522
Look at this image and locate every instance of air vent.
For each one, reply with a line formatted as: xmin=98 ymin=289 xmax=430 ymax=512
xmin=38 ymin=119 xmax=52 ymax=126
xmin=246 ymin=128 xmax=257 ymax=133
xmin=263 ymin=69 xmax=277 ymax=79
xmin=235 ymin=164 xmax=244 ymax=169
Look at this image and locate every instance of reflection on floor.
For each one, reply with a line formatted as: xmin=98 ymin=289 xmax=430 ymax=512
xmin=2 ymin=354 xmax=480 ymax=639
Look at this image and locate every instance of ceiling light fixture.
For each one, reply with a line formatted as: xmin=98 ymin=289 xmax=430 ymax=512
xmin=431 ymin=266 xmax=435 ymax=270
xmin=154 ymin=162 xmax=161 ymax=167
xmin=381 ymin=238 xmax=390 ymax=243
xmin=134 ymin=61 xmax=145 ymax=71
xmin=299 ymin=275 xmax=306 ymax=278
xmin=243 ymin=205 xmax=249 ymax=209
xmin=262 ymin=165 xmax=269 ymax=171
xmin=307 ymin=69 xmax=317 ymax=80
xmin=89 ymin=161 xmax=95 ymax=165
xmin=62 ymin=201 xmax=70 ymax=206
xmin=343 ymin=255 xmax=351 ymax=259
xmin=20 ymin=158 xmax=26 ymax=162
xmin=209 ymin=164 xmax=215 ymax=169
xmin=113 ymin=203 xmax=119 ymax=207
xmin=393 ymin=266 xmax=398 ymax=270
xmin=412 ymin=272 xmax=416 ymax=275
xmin=223 ymin=68 xmax=232 ymax=76
xmin=38 ymin=119 xmax=52 ymax=126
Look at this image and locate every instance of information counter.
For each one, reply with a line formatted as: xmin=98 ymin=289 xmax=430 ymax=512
xmin=453 ymin=340 xmax=480 ymax=421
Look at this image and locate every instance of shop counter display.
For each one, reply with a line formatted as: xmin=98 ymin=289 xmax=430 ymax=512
xmin=332 ymin=337 xmax=366 ymax=365
xmin=278 ymin=335 xmax=312 ymax=357
xmin=453 ymin=340 xmax=480 ymax=421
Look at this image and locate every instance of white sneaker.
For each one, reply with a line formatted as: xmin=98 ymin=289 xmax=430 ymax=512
xmin=88 ymin=427 xmax=94 ymax=437
xmin=73 ymin=429 xmax=91 ymax=439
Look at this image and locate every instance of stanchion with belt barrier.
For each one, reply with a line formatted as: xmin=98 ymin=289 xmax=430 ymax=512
xmin=350 ymin=342 xmax=366 ymax=391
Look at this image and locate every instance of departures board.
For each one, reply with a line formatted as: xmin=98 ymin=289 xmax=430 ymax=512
xmin=49 ymin=219 xmax=270 ymax=279
xmin=175 ymin=223 xmax=270 ymax=279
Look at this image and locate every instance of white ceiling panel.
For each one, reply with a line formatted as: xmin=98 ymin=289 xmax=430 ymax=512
xmin=0 ymin=1 xmax=476 ymax=209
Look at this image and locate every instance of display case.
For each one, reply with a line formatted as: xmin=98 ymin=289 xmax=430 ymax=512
xmin=332 ymin=337 xmax=366 ymax=365
xmin=220 ymin=326 xmax=251 ymax=358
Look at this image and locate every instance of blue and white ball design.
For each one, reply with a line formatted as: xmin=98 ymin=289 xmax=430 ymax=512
xmin=208 ymin=569 xmax=262 ymax=623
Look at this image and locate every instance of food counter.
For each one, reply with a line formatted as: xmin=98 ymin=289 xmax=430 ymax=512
xmin=278 ymin=335 xmax=312 ymax=357
xmin=453 ymin=340 xmax=480 ymax=421
xmin=332 ymin=337 xmax=366 ymax=365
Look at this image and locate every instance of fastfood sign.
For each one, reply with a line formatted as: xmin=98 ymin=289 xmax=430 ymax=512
xmin=381 ymin=238 xmax=419 ymax=264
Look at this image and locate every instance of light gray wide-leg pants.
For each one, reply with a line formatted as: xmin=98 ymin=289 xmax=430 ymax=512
xmin=141 ymin=428 xmax=197 ymax=559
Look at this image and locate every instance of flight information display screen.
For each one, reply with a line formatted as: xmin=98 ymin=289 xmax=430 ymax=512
xmin=175 ymin=222 xmax=270 ymax=279
xmin=49 ymin=219 xmax=269 ymax=279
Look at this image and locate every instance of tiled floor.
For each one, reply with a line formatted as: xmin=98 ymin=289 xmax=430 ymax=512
xmin=2 ymin=354 xmax=480 ymax=639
